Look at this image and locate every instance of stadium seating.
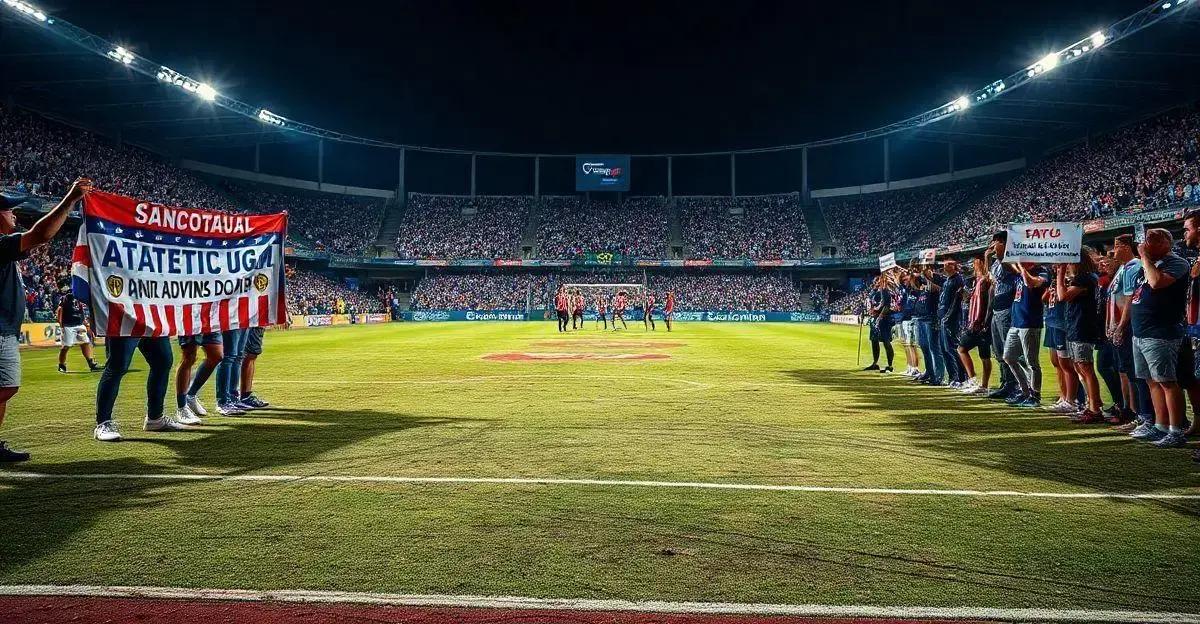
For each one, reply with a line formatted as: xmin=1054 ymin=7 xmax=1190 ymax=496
xmin=821 ymin=183 xmax=977 ymax=256
xmin=536 ymin=196 xmax=668 ymax=259
xmin=394 ymin=194 xmax=531 ymax=259
xmin=285 ymin=266 xmax=389 ymax=315
xmin=679 ymin=194 xmax=813 ymax=259
xmin=220 ymin=181 xmax=386 ymax=256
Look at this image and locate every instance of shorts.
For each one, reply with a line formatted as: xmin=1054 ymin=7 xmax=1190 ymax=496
xmin=1066 ymin=341 xmax=1095 ymax=363
xmin=0 ymin=335 xmax=20 ymax=387
xmin=1132 ymin=336 xmax=1181 ymax=383
xmin=960 ymin=328 xmax=992 ymax=359
xmin=1043 ymin=327 xmax=1067 ymax=354
xmin=60 ymin=325 xmax=91 ymax=347
xmin=900 ymin=320 xmax=918 ymax=346
xmin=179 ymin=331 xmax=223 ymax=348
xmin=244 ymin=327 xmax=265 ymax=356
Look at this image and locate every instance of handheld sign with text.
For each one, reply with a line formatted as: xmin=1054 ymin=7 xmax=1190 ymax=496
xmin=1003 ymin=222 xmax=1083 ymax=264
xmin=878 ymin=252 xmax=897 ymax=272
xmin=71 ymin=190 xmax=289 ymax=337
xmin=919 ymin=248 xmax=937 ymax=265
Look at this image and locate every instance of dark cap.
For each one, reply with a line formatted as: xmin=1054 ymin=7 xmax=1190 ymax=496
xmin=0 ymin=193 xmax=31 ymax=212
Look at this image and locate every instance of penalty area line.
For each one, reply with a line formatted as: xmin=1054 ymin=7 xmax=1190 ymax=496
xmin=1 ymin=471 xmax=1197 ymax=500
xmin=0 ymin=585 xmax=1196 ymax=623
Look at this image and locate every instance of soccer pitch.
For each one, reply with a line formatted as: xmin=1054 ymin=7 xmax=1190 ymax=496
xmin=1 ymin=322 xmax=1198 ymax=615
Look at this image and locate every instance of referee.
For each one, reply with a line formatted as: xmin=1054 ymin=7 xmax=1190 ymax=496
xmin=0 ymin=178 xmax=93 ymax=462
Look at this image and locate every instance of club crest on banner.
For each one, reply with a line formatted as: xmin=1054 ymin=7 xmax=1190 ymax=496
xmin=105 ymin=275 xmax=124 ymax=298
xmin=254 ymin=272 xmax=270 ymax=294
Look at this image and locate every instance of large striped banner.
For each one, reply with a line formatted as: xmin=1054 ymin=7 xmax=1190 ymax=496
xmin=71 ymin=190 xmax=288 ymax=337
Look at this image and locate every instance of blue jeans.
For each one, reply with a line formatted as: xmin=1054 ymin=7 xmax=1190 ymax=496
xmin=1096 ymin=342 xmax=1123 ymax=409
xmin=917 ymin=319 xmax=945 ymax=384
xmin=216 ymin=328 xmax=248 ymax=404
xmin=941 ymin=319 xmax=965 ymax=383
xmin=96 ymin=337 xmax=173 ymax=424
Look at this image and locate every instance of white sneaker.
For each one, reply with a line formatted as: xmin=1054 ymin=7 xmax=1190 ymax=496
xmin=185 ymin=395 xmax=208 ymax=417
xmin=94 ymin=420 xmax=122 ymax=442
xmin=959 ymin=379 xmax=979 ymax=393
xmin=175 ymin=406 xmax=202 ymax=426
xmin=217 ymin=402 xmax=246 ymax=416
xmin=1047 ymin=400 xmax=1076 ymax=414
xmin=143 ymin=414 xmax=188 ymax=432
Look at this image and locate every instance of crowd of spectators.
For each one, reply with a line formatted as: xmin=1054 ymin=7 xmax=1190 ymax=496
xmin=826 ymin=288 xmax=870 ymax=316
xmin=18 ymin=232 xmax=73 ymax=321
xmin=536 ymin=196 xmax=668 ymax=259
xmin=411 ymin=272 xmax=551 ymax=310
xmin=926 ymin=107 xmax=1200 ymax=247
xmin=647 ymin=272 xmax=807 ymax=311
xmin=680 ymin=194 xmax=812 ymax=260
xmin=285 ymin=266 xmax=387 ymax=315
xmin=822 ymin=184 xmax=975 ymax=256
xmin=222 ymin=181 xmax=385 ymax=256
xmin=1 ymin=104 xmax=235 ymax=211
xmin=395 ymin=194 xmax=530 ymax=260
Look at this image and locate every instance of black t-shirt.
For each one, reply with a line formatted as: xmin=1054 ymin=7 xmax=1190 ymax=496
xmin=58 ymin=292 xmax=85 ymax=327
xmin=1065 ymin=272 xmax=1102 ymax=343
xmin=1129 ymin=254 xmax=1190 ymax=340
xmin=0 ymin=233 xmax=28 ymax=337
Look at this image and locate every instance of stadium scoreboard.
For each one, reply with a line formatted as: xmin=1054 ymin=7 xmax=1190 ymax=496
xmin=575 ymin=155 xmax=630 ymax=192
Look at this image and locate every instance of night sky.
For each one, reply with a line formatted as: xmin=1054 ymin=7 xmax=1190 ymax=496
xmin=37 ymin=0 xmax=1148 ymax=155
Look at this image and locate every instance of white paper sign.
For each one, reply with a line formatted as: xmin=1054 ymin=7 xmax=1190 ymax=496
xmin=919 ymin=248 xmax=937 ymax=265
xmin=878 ymin=252 xmax=896 ymax=272
xmin=1003 ymin=222 xmax=1083 ymax=264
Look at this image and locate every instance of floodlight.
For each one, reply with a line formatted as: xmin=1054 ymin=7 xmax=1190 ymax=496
xmin=1090 ymin=31 xmax=1107 ymax=47
xmin=3 ymin=0 xmax=47 ymax=22
xmin=258 ymin=109 xmax=286 ymax=126
xmin=954 ymin=96 xmax=970 ymax=111
xmin=1036 ymin=52 xmax=1060 ymax=73
xmin=107 ymin=46 xmax=134 ymax=65
xmin=195 ymin=83 xmax=217 ymax=101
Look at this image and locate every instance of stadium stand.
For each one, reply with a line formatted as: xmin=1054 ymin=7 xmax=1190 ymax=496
xmin=821 ymin=183 xmax=977 ymax=256
xmin=395 ymin=194 xmax=530 ymax=259
xmin=924 ymin=105 xmax=1200 ymax=247
xmin=220 ymin=181 xmax=386 ymax=256
xmin=536 ymin=196 xmax=668 ymax=259
xmin=679 ymin=194 xmax=812 ymax=259
xmin=285 ymin=266 xmax=388 ymax=315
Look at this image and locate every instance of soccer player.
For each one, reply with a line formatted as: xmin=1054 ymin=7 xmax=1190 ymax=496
xmin=664 ymin=290 xmax=675 ymax=332
xmin=1 ymin=178 xmax=92 ymax=460
xmin=644 ymin=291 xmax=656 ymax=331
xmin=239 ymin=326 xmax=270 ymax=409
xmin=613 ymin=290 xmax=629 ymax=330
xmin=55 ymin=286 xmax=101 ymax=374
xmin=1056 ymin=248 xmax=1105 ymax=423
xmin=1125 ymin=228 xmax=1190 ymax=447
xmin=594 ymin=292 xmax=608 ymax=330
xmin=1003 ymin=262 xmax=1049 ymax=408
xmin=956 ymin=257 xmax=992 ymax=395
xmin=174 ymin=331 xmax=223 ymax=423
xmin=554 ymin=286 xmax=569 ymax=333
xmin=572 ymin=290 xmax=585 ymax=330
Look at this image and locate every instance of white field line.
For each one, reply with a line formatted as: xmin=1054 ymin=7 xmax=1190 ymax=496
xmin=0 ymin=585 xmax=1196 ymax=623
xmin=1 ymin=471 xmax=1197 ymax=500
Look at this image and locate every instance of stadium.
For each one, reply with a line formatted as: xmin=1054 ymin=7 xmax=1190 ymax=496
xmin=1 ymin=0 xmax=1199 ymax=622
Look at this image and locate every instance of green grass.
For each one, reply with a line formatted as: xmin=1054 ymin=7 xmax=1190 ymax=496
xmin=1 ymin=322 xmax=1197 ymax=612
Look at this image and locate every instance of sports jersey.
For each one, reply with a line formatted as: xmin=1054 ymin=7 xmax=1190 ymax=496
xmin=1064 ymin=272 xmax=1101 ymax=343
xmin=1129 ymin=253 xmax=1190 ymax=340
xmin=990 ymin=260 xmax=1020 ymax=311
xmin=554 ymin=293 xmax=568 ymax=312
xmin=645 ymin=295 xmax=655 ymax=312
xmin=966 ymin=276 xmax=992 ymax=331
xmin=615 ymin=295 xmax=627 ymax=312
xmin=938 ymin=273 xmax=964 ymax=325
xmin=1011 ymin=268 xmax=1049 ymax=329
xmin=664 ymin=294 xmax=675 ymax=313
xmin=57 ymin=292 xmax=86 ymax=327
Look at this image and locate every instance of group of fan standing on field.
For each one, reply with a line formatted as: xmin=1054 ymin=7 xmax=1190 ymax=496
xmin=0 ymin=180 xmax=274 ymax=463
xmin=863 ymin=221 xmax=1200 ymax=461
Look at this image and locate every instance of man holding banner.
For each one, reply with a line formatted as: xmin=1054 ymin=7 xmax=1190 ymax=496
xmin=0 ymin=179 xmax=93 ymax=462
xmin=73 ymin=190 xmax=288 ymax=442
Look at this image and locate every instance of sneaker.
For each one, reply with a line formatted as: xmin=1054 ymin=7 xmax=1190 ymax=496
xmin=57 ymin=363 xmax=67 ymax=374
xmin=1114 ymin=419 xmax=1141 ymax=433
xmin=88 ymin=360 xmax=102 ymax=372
xmin=1046 ymin=400 xmax=1076 ymax=414
xmin=1152 ymin=432 xmax=1188 ymax=448
xmin=143 ymin=414 xmax=188 ymax=432
xmin=880 ymin=366 xmax=893 ymax=374
xmin=949 ymin=381 xmax=962 ymax=389
xmin=862 ymin=364 xmax=880 ymax=371
xmin=987 ymin=387 xmax=1012 ymax=400
xmin=1131 ymin=426 xmax=1167 ymax=442
xmin=241 ymin=394 xmax=269 ymax=409
xmin=216 ymin=402 xmax=246 ymax=416
xmin=1070 ymin=410 xmax=1105 ymax=424
xmin=174 ymin=406 xmax=202 ymax=426
xmin=1017 ymin=397 xmax=1041 ymax=408
xmin=1102 ymin=405 xmax=1122 ymax=419
xmin=1005 ymin=393 xmax=1027 ymax=405
xmin=93 ymin=420 xmax=122 ymax=442
xmin=185 ymin=395 xmax=208 ymax=417
xmin=959 ymin=379 xmax=979 ymax=393
xmin=0 ymin=441 xmax=30 ymax=462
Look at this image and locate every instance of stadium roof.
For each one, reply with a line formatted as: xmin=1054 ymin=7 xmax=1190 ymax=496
xmin=1 ymin=0 xmax=1198 ymax=161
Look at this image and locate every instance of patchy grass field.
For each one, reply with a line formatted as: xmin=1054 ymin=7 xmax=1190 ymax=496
xmin=0 ymin=322 xmax=1197 ymax=614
